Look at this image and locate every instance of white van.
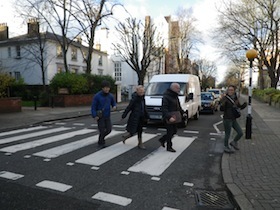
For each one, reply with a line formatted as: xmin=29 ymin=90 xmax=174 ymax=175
xmin=145 ymin=74 xmax=201 ymax=125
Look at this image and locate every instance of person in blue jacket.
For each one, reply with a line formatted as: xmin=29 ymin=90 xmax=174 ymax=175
xmin=91 ymin=80 xmax=116 ymax=148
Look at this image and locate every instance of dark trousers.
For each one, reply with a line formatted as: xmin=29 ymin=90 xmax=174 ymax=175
xmin=160 ymin=123 xmax=177 ymax=149
xmin=223 ymin=119 xmax=243 ymax=147
xmin=137 ymin=117 xmax=144 ymax=139
xmin=97 ymin=117 xmax=112 ymax=145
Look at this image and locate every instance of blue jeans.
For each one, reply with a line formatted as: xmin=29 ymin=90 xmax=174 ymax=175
xmin=223 ymin=119 xmax=243 ymax=147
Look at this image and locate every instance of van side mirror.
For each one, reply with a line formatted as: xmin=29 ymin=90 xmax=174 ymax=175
xmin=188 ymin=93 xmax=194 ymax=100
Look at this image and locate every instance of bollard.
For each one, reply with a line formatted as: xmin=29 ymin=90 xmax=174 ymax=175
xmin=33 ymin=96 xmax=37 ymax=111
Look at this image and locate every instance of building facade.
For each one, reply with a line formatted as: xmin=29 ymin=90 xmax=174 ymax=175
xmin=0 ymin=21 xmax=110 ymax=86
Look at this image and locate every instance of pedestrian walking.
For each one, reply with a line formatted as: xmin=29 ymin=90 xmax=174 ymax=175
xmin=220 ymin=85 xmax=247 ymax=153
xmin=91 ymin=80 xmax=117 ymax=148
xmin=159 ymin=83 xmax=186 ymax=152
xmin=121 ymin=85 xmax=148 ymax=149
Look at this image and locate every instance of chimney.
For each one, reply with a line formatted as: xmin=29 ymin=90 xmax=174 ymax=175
xmin=95 ymin=43 xmax=101 ymax=51
xmin=0 ymin=23 xmax=9 ymax=41
xmin=76 ymin=36 xmax=82 ymax=44
xmin=27 ymin=18 xmax=39 ymax=36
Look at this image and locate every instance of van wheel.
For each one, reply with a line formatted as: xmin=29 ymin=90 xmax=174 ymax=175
xmin=179 ymin=116 xmax=188 ymax=128
xmin=193 ymin=111 xmax=199 ymax=120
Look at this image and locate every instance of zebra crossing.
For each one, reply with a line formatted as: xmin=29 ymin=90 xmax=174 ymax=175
xmin=0 ymin=124 xmax=198 ymax=209
xmin=0 ymin=125 xmax=197 ymax=176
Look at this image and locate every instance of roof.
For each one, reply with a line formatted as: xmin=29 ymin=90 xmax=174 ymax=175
xmin=149 ymin=74 xmax=198 ymax=83
xmin=0 ymin=31 xmax=107 ymax=55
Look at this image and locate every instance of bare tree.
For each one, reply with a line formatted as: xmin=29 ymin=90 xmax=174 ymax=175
xmin=215 ymin=0 xmax=280 ymax=89
xmin=113 ymin=16 xmax=164 ymax=85
xmin=16 ymin=0 xmax=82 ymax=73
xmin=196 ymin=59 xmax=217 ymax=89
xmin=175 ymin=7 xmax=202 ymax=73
xmin=71 ymin=0 xmax=117 ymax=74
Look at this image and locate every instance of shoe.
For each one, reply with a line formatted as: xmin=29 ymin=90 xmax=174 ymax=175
xmin=230 ymin=141 xmax=239 ymax=150
xmin=167 ymin=148 xmax=176 ymax=152
xmin=158 ymin=139 xmax=165 ymax=148
xmin=224 ymin=146 xmax=234 ymax=154
xmin=98 ymin=144 xmax=106 ymax=149
xmin=122 ymin=132 xmax=131 ymax=144
xmin=137 ymin=138 xmax=146 ymax=149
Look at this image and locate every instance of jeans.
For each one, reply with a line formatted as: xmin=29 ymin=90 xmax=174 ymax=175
xmin=97 ymin=117 xmax=112 ymax=145
xmin=223 ymin=119 xmax=243 ymax=147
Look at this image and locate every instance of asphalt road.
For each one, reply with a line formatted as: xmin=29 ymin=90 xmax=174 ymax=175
xmin=0 ymin=110 xmax=235 ymax=210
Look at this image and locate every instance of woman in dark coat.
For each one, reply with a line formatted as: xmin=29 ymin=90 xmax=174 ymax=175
xmin=121 ymin=85 xmax=148 ymax=149
xmin=220 ymin=85 xmax=247 ymax=153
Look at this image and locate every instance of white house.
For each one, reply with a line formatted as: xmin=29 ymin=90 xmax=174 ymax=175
xmin=0 ymin=21 xmax=110 ymax=86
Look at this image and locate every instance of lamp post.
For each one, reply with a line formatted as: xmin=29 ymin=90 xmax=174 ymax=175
xmin=245 ymin=49 xmax=258 ymax=139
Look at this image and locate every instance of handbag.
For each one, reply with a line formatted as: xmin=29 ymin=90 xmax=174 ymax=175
xmin=166 ymin=111 xmax=182 ymax=124
xmin=226 ymin=96 xmax=241 ymax=118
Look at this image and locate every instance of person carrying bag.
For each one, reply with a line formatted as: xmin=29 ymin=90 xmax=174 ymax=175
xmin=220 ymin=85 xmax=247 ymax=153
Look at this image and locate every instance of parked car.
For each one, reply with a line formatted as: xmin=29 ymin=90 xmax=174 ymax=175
xmin=200 ymin=92 xmax=219 ymax=114
xmin=208 ymin=89 xmax=222 ymax=102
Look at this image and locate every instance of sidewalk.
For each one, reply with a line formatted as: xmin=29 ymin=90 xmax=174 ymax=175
xmin=0 ymin=102 xmax=128 ymax=132
xmin=222 ymin=95 xmax=280 ymax=210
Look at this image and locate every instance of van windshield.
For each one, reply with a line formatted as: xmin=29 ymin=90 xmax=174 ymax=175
xmin=145 ymin=82 xmax=186 ymax=96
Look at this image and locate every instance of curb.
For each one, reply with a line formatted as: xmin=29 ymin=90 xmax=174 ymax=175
xmin=222 ymin=153 xmax=254 ymax=210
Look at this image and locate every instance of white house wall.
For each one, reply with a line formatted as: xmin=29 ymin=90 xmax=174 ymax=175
xmin=0 ymin=38 xmax=110 ymax=85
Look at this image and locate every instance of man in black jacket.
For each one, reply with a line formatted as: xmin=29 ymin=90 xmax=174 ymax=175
xmin=159 ymin=83 xmax=185 ymax=152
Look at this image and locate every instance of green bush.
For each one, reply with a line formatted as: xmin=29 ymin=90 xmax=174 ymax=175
xmin=49 ymin=73 xmax=89 ymax=94
xmin=0 ymin=73 xmax=15 ymax=97
xmin=253 ymin=88 xmax=280 ymax=103
xmin=83 ymin=74 xmax=116 ymax=94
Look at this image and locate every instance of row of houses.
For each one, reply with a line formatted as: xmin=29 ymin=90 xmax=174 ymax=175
xmin=0 ymin=16 xmax=201 ymax=102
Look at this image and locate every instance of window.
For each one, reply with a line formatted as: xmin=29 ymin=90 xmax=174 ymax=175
xmin=145 ymin=82 xmax=186 ymax=96
xmin=98 ymin=69 xmax=103 ymax=75
xmin=71 ymin=48 xmax=77 ymax=60
xmin=114 ymin=62 xmax=122 ymax=81
xmin=71 ymin=67 xmax=78 ymax=74
xmin=8 ymin=47 xmax=11 ymax=58
xmin=16 ymin=45 xmax=21 ymax=58
xmin=14 ymin=72 xmax=21 ymax=81
xmin=57 ymin=65 xmax=64 ymax=73
xmin=57 ymin=45 xmax=62 ymax=57
xmin=82 ymin=51 xmax=87 ymax=62
xmin=98 ymin=55 xmax=103 ymax=66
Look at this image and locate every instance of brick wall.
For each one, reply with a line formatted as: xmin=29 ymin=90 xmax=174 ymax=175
xmin=53 ymin=94 xmax=93 ymax=107
xmin=0 ymin=97 xmax=22 ymax=113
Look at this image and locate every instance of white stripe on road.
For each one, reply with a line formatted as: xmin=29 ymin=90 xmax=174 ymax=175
xmin=162 ymin=207 xmax=180 ymax=210
xmin=92 ymin=192 xmax=132 ymax=206
xmin=183 ymin=130 xmax=199 ymax=134
xmin=75 ymin=133 xmax=158 ymax=166
xmin=0 ymin=127 xmax=71 ymax=145
xmin=36 ymin=180 xmax=72 ymax=192
xmin=0 ymin=129 xmax=94 ymax=153
xmin=0 ymin=126 xmax=47 ymax=137
xmin=0 ymin=171 xmax=24 ymax=180
xmin=73 ymin=123 xmax=85 ymax=126
xmin=128 ymin=136 xmax=196 ymax=176
xmin=213 ymin=120 xmax=223 ymax=134
xmin=33 ymin=130 xmax=123 ymax=159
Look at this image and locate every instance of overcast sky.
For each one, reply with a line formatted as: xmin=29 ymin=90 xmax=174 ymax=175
xmin=0 ymin=0 xmax=227 ymax=83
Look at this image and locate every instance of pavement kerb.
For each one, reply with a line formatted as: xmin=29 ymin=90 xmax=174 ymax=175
xmin=222 ymin=152 xmax=254 ymax=210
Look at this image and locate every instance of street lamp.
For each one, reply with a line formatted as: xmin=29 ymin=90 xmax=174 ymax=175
xmin=245 ymin=49 xmax=258 ymax=139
